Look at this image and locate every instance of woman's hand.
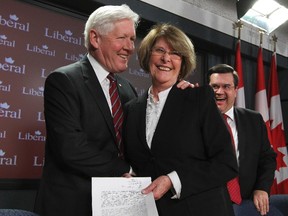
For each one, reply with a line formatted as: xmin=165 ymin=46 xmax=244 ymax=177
xmin=141 ymin=175 xmax=172 ymax=200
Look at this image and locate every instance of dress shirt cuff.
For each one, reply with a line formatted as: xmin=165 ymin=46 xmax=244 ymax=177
xmin=129 ymin=167 xmax=136 ymax=176
xmin=167 ymin=171 xmax=181 ymax=199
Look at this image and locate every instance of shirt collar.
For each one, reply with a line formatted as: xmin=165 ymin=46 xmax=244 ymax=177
xmin=148 ymin=86 xmax=172 ymax=103
xmin=87 ymin=53 xmax=109 ymax=83
xmin=225 ymin=106 xmax=235 ymax=121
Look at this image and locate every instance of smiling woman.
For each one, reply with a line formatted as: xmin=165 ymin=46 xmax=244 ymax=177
xmin=123 ymin=23 xmax=238 ymax=216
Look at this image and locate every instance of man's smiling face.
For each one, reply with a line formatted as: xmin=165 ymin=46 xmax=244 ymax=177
xmin=209 ymin=73 xmax=238 ymax=113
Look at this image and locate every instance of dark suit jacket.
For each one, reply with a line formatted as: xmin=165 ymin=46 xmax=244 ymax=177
xmin=123 ymin=85 xmax=238 ymax=216
xmin=234 ymin=107 xmax=276 ymax=199
xmin=34 ymin=55 xmax=137 ymax=216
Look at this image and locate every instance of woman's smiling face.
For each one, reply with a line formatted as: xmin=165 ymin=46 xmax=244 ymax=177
xmin=149 ymin=37 xmax=182 ymax=90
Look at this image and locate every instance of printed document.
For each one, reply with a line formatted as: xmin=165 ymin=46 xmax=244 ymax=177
xmin=92 ymin=177 xmax=159 ymax=216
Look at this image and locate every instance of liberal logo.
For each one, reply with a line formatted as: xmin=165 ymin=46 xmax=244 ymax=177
xmin=0 ymin=102 xmax=22 ymax=119
xmin=18 ymin=130 xmax=46 ymax=142
xmin=0 ymin=14 xmax=30 ymax=32
xmin=0 ymin=80 xmax=11 ymax=92
xmin=0 ymin=149 xmax=17 ymax=166
xmin=22 ymin=86 xmax=44 ymax=97
xmin=0 ymin=57 xmax=26 ymax=74
xmin=26 ymin=44 xmax=56 ymax=56
xmin=44 ymin=28 xmax=82 ymax=45
xmin=65 ymin=53 xmax=85 ymax=62
xmin=0 ymin=34 xmax=16 ymax=47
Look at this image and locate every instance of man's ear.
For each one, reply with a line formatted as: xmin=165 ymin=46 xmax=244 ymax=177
xmin=234 ymin=86 xmax=238 ymax=97
xmin=89 ymin=29 xmax=100 ymax=49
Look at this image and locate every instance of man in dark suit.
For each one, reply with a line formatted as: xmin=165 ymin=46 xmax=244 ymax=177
xmin=34 ymin=5 xmax=140 ymax=216
xmin=207 ymin=64 xmax=279 ymax=216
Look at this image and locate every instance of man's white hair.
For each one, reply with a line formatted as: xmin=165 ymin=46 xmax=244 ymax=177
xmin=83 ymin=4 xmax=139 ymax=49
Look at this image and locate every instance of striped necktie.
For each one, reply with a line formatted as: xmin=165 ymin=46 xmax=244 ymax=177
xmin=107 ymin=73 xmax=124 ymax=157
xmin=223 ymin=114 xmax=242 ymax=205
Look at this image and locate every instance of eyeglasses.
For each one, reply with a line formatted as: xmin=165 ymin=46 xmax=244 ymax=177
xmin=151 ymin=47 xmax=182 ymax=60
xmin=210 ymin=84 xmax=235 ymax=91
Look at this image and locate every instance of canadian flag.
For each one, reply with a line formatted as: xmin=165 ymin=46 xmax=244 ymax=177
xmin=255 ymin=45 xmax=272 ymax=143
xmin=268 ymin=52 xmax=288 ymax=194
xmin=234 ymin=40 xmax=245 ymax=108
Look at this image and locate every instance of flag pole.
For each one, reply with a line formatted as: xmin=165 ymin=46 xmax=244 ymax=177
xmin=259 ymin=30 xmax=265 ymax=46
xmin=234 ymin=20 xmax=245 ymax=108
xmin=235 ymin=20 xmax=243 ymax=40
xmin=272 ymin=34 xmax=277 ymax=53
xmin=255 ymin=30 xmax=272 ymax=143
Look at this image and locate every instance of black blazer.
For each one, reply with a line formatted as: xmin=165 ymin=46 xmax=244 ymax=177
xmin=34 ymin=55 xmax=137 ymax=216
xmin=234 ymin=107 xmax=276 ymax=199
xmin=124 ymin=85 xmax=238 ymax=216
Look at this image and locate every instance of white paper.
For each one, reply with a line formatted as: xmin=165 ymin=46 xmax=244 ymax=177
xmin=92 ymin=177 xmax=159 ymax=216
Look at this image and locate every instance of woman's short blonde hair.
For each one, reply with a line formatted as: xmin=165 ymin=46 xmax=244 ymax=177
xmin=137 ymin=23 xmax=196 ymax=80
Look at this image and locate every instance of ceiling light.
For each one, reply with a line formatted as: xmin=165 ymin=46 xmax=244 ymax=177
xmin=237 ymin=0 xmax=288 ymax=34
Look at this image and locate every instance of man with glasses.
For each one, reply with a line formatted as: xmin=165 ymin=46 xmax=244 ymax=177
xmin=207 ymin=64 xmax=280 ymax=216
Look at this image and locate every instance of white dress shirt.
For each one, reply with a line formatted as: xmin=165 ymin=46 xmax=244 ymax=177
xmin=146 ymin=86 xmax=182 ymax=198
xmin=87 ymin=54 xmax=134 ymax=174
xmin=225 ymin=107 xmax=239 ymax=165
xmin=87 ymin=53 xmax=113 ymax=113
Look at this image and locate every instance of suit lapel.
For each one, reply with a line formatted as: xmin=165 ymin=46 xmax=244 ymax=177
xmin=80 ymin=56 xmax=115 ymax=139
xmin=151 ymin=86 xmax=182 ymax=149
xmin=234 ymin=108 xmax=247 ymax=162
xmin=136 ymin=92 xmax=151 ymax=150
xmin=114 ymin=75 xmax=128 ymax=104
